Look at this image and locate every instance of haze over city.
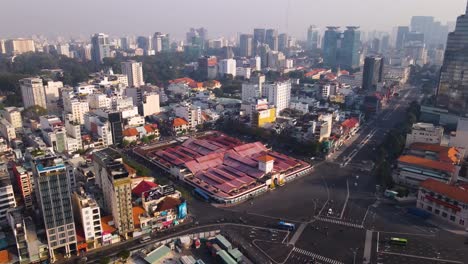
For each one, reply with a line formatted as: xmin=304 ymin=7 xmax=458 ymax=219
xmin=1 ymin=0 xmax=466 ymax=39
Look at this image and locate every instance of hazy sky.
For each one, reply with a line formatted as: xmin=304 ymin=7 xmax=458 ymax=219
xmin=1 ymin=0 xmax=466 ymax=40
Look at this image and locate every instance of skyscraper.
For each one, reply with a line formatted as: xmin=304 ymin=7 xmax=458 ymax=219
xmin=239 ymin=34 xmax=253 ymax=57
xmin=20 ymin=77 xmax=47 ymax=109
xmin=395 ymin=26 xmax=410 ymax=50
xmin=121 ymin=60 xmax=144 ymax=87
xmin=340 ymin=27 xmax=361 ymax=70
xmin=91 ymin=33 xmax=111 ymax=64
xmin=278 ymin=33 xmax=289 ymax=52
xmin=253 ymin=28 xmax=266 ymax=46
xmin=362 ymin=56 xmax=384 ymax=91
xmin=307 ymin=26 xmax=320 ymax=50
xmin=436 ymin=2 xmax=468 ymax=114
xmin=93 ymin=148 xmax=134 ymax=239
xmin=323 ymin=27 xmax=341 ymax=69
xmin=265 ymin=29 xmax=278 ymax=51
xmin=33 ymin=153 xmax=76 ymax=261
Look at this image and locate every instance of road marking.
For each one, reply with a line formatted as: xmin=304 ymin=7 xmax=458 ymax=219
xmin=293 ymin=247 xmax=344 ymax=264
xmin=340 ymin=179 xmax=349 ymax=220
xmin=373 ymin=231 xmax=435 ymax=237
xmin=315 ymin=216 xmax=364 ymax=229
xmin=363 ymin=230 xmax=373 ymax=264
xmin=288 ymin=222 xmax=307 ymax=245
xmin=379 ymin=251 xmax=463 ymax=263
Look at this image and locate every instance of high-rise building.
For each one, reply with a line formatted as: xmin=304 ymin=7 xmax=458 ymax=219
xmin=71 ymin=190 xmax=102 ymax=249
xmin=12 ymin=165 xmax=34 ymax=210
xmin=265 ymin=29 xmax=278 ymax=51
xmin=91 ymin=33 xmax=111 ymax=64
xmin=323 ymin=27 xmax=341 ymax=69
xmin=264 ymin=80 xmax=291 ymax=114
xmin=307 ymin=26 xmax=320 ymax=50
xmin=362 ymin=56 xmax=384 ymax=91
xmin=0 ymin=163 xmax=16 ymax=224
xmin=0 ymin=40 xmax=5 ymax=54
xmin=198 ymin=56 xmax=218 ymax=80
xmin=340 ymin=27 xmax=361 ymax=70
xmin=1 ymin=107 xmax=22 ymax=129
xmin=278 ymin=33 xmax=289 ymax=52
xmin=239 ymin=34 xmax=253 ymax=57
xmin=381 ymin=35 xmax=390 ymax=53
xmin=33 ymin=153 xmax=76 ymax=261
xmin=242 ymin=83 xmax=262 ymax=102
xmin=395 ymin=26 xmax=410 ymax=50
xmin=218 ymin=59 xmax=237 ymax=77
xmin=4 ymin=39 xmax=35 ymax=55
xmin=20 ymin=77 xmax=47 ymax=109
xmin=93 ymin=148 xmax=134 ymax=238
xmin=253 ymin=28 xmax=266 ymax=46
xmin=120 ymin=37 xmax=129 ymax=50
xmin=121 ymin=60 xmax=144 ymax=87
xmin=222 ymin=46 xmax=235 ymax=59
xmin=152 ymin=32 xmax=170 ymax=52
xmin=436 ymin=2 xmax=468 ymax=114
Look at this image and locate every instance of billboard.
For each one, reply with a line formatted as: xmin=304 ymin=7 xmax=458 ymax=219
xmin=178 ymin=201 xmax=187 ymax=219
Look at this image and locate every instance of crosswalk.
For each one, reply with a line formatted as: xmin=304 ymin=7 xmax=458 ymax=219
xmin=293 ymin=247 xmax=344 ymax=264
xmin=316 ymin=216 xmax=364 ymax=229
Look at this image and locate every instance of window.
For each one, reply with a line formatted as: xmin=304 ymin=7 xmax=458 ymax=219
xmin=450 ymin=215 xmax=456 ymax=222
xmin=434 ymin=209 xmax=440 ymax=215
xmin=442 ymin=212 xmax=448 ymax=218
xmin=427 ymin=206 xmax=432 ymax=212
xmin=460 ymin=219 xmax=465 ymax=226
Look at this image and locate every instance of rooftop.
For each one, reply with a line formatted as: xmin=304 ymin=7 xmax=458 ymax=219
xmin=398 ymin=155 xmax=455 ymax=173
xmin=409 ymin=143 xmax=461 ymax=164
xmin=421 ymin=179 xmax=468 ymax=204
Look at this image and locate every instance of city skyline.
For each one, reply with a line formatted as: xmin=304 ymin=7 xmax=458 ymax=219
xmin=0 ymin=0 xmax=465 ymax=40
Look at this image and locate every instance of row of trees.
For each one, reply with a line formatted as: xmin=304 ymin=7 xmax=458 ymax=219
xmin=374 ymin=101 xmax=421 ymax=188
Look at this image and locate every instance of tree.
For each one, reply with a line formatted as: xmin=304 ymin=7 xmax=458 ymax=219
xmin=141 ymin=136 xmax=150 ymax=144
xmin=122 ymin=140 xmax=131 ymax=148
xmin=99 ymin=257 xmax=110 ymax=264
xmin=22 ymin=105 xmax=47 ymax=120
xmin=118 ymin=249 xmax=131 ymax=261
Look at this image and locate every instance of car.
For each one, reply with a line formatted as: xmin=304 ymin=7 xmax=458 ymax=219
xmin=328 ymin=208 xmax=333 ymax=215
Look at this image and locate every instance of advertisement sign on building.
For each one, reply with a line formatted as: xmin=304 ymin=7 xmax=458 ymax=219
xmin=178 ymin=201 xmax=187 ymax=219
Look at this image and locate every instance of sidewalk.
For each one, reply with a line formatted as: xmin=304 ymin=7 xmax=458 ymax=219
xmin=427 ymin=217 xmax=467 ymax=235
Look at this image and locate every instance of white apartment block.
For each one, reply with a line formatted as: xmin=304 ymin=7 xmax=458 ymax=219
xmin=87 ymin=93 xmax=111 ymax=109
xmin=0 ymin=164 xmax=17 ymax=224
xmin=0 ymin=119 xmax=16 ymax=142
xmin=265 ymin=80 xmax=291 ymax=115
xmin=236 ymin=67 xmax=251 ymax=79
xmin=218 ymin=59 xmax=237 ymax=77
xmin=289 ymin=101 xmax=309 ymax=114
xmin=406 ymin=122 xmax=444 ymax=147
xmin=69 ymin=100 xmax=89 ymax=125
xmin=141 ymin=93 xmax=160 ymax=117
xmin=175 ymin=102 xmax=202 ymax=130
xmin=121 ymin=60 xmax=144 ymax=87
xmin=241 ymin=83 xmax=262 ymax=102
xmin=72 ymin=191 xmax=102 ymax=249
xmin=1 ymin=107 xmax=22 ymax=129
xmin=20 ymin=77 xmax=47 ymax=109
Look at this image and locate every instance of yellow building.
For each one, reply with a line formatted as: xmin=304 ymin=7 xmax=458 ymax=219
xmin=252 ymin=108 xmax=276 ymax=127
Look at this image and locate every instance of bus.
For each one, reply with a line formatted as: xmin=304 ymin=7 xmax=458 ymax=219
xmin=389 ymin=237 xmax=407 ymax=246
xmin=193 ymin=188 xmax=210 ymax=202
xmin=278 ymin=221 xmax=296 ymax=231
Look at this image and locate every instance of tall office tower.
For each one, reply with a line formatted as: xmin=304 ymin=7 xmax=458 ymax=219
xmin=265 ymin=29 xmax=278 ymax=51
xmin=186 ymin=28 xmax=207 ymax=49
xmin=381 ymin=35 xmax=390 ymax=53
xmin=405 ymin=32 xmax=425 ymax=43
xmin=153 ymin=32 xmax=170 ymax=52
xmin=4 ymin=38 xmax=35 ymax=55
xmin=362 ymin=56 xmax=384 ymax=91
xmin=278 ymin=33 xmax=289 ymax=52
xmin=120 ymin=37 xmax=129 ymax=50
xmin=307 ymin=25 xmax=320 ymax=50
xmin=371 ymin=38 xmax=381 ymax=54
xmin=436 ymin=2 xmax=468 ymax=114
xmin=253 ymin=28 xmax=266 ymax=46
xmin=121 ymin=60 xmax=144 ymax=87
xmin=93 ymin=148 xmax=134 ymax=239
xmin=239 ymin=34 xmax=253 ymax=57
xmin=411 ymin=16 xmax=436 ymax=45
xmin=161 ymin=34 xmax=170 ymax=52
xmin=33 ymin=153 xmax=76 ymax=261
xmin=19 ymin=77 xmax=47 ymax=109
xmin=136 ymin=35 xmax=152 ymax=54
xmin=218 ymin=59 xmax=237 ymax=77
xmin=395 ymin=26 xmax=410 ymax=50
xmin=222 ymin=46 xmax=235 ymax=59
xmin=57 ymin=44 xmax=70 ymax=57
xmin=258 ymin=44 xmax=271 ymax=68
xmin=340 ymin=27 xmax=361 ymax=70
xmin=264 ymin=80 xmax=292 ymax=114
xmin=323 ymin=27 xmax=341 ymax=69
xmin=0 ymin=40 xmax=5 ymax=54
xmin=91 ymin=33 xmax=111 ymax=64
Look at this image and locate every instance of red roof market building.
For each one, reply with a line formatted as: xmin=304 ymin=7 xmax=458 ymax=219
xmin=134 ymin=132 xmax=312 ymax=204
xmin=417 ymin=179 xmax=468 ymax=227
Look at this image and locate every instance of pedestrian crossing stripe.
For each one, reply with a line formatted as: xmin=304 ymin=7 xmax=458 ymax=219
xmin=293 ymin=247 xmax=344 ymax=264
xmin=316 ymin=216 xmax=364 ymax=229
